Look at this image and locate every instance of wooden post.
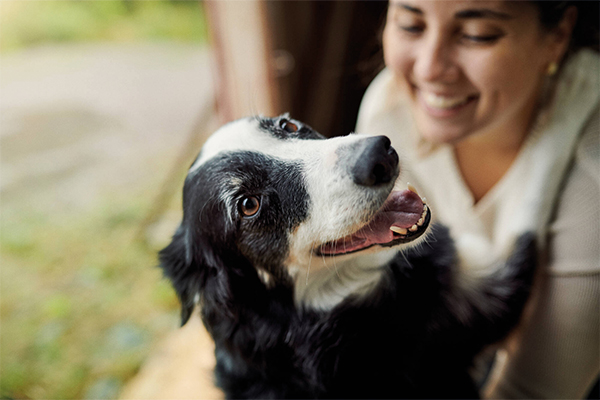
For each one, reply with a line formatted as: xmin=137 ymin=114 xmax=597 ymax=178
xmin=205 ymin=0 xmax=280 ymax=122
xmin=206 ymin=1 xmax=387 ymax=135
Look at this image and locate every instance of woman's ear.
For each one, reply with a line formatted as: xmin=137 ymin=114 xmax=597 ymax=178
xmin=550 ymin=6 xmax=578 ymax=64
xmin=159 ymin=224 xmax=202 ymax=326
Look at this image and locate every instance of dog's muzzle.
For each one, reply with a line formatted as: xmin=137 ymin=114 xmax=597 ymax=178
xmin=316 ymin=136 xmax=430 ymax=256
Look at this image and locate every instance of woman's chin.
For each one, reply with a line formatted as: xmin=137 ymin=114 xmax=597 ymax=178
xmin=417 ymin=123 xmax=469 ymax=145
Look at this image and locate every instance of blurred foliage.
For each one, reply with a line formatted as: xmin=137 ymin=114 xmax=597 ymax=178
xmin=0 ymin=190 xmax=181 ymax=399
xmin=0 ymin=0 xmax=208 ymax=53
xmin=0 ymin=1 xmax=206 ymax=397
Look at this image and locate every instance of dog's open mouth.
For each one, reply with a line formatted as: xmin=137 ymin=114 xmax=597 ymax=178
xmin=316 ymin=186 xmax=430 ymax=256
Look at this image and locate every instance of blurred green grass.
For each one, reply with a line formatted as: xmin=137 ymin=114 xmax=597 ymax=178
xmin=0 ymin=0 xmax=208 ymax=52
xmin=0 ymin=1 xmax=208 ymax=398
xmin=1 ymin=189 xmax=184 ymax=399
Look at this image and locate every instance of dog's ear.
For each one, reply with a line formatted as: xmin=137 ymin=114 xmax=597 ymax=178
xmin=159 ymin=224 xmax=202 ymax=326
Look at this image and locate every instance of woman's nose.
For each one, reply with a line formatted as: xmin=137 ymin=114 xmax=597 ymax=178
xmin=413 ymin=31 xmax=459 ymax=83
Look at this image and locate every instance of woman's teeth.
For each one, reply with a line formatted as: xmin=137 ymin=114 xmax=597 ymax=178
xmin=422 ymin=92 xmax=471 ymax=109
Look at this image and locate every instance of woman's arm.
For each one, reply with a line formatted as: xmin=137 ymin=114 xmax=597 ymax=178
xmin=485 ymin=119 xmax=600 ymax=399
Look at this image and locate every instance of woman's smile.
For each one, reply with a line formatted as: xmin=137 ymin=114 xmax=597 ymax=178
xmin=414 ymin=87 xmax=479 ymax=118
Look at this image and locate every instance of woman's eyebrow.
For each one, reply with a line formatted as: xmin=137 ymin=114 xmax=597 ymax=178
xmin=392 ymin=3 xmax=423 ymax=15
xmin=454 ymin=8 xmax=513 ymax=20
xmin=391 ymin=3 xmax=512 ymax=20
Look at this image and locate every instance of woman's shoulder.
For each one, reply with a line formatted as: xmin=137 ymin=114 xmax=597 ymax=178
xmin=570 ymin=99 xmax=599 ymax=215
xmin=547 ymin=105 xmax=599 ymax=275
xmin=536 ymin=49 xmax=599 ymax=169
xmin=558 ymin=49 xmax=599 ymax=181
xmin=574 ymin=105 xmax=599 ymax=176
xmin=551 ymin=49 xmax=599 ymax=114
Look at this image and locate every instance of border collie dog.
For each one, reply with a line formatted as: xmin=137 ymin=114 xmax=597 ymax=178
xmin=160 ymin=115 xmax=536 ymax=399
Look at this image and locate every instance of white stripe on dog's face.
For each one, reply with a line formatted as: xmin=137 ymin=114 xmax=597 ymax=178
xmin=190 ymin=116 xmax=334 ymax=173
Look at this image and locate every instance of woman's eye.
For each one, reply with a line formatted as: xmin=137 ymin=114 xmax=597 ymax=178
xmin=400 ymin=25 xmax=424 ymax=34
xmin=279 ymin=119 xmax=298 ymax=133
xmin=462 ymin=33 xmax=503 ymax=44
xmin=239 ymin=196 xmax=261 ymax=217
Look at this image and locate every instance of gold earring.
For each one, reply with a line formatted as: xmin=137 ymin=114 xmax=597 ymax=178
xmin=547 ymin=61 xmax=558 ymax=76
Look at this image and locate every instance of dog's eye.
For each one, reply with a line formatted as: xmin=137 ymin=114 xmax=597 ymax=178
xmin=279 ymin=119 xmax=298 ymax=133
xmin=239 ymin=196 xmax=261 ymax=217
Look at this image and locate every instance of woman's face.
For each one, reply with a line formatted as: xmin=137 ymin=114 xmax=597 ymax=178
xmin=383 ymin=0 xmax=569 ymax=145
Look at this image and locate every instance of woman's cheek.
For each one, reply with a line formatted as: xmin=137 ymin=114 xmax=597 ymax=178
xmin=382 ymin=29 xmax=399 ymax=70
xmin=460 ymin=49 xmax=500 ymax=88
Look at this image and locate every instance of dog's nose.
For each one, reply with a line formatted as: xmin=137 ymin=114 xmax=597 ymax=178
xmin=351 ymin=136 xmax=399 ymax=186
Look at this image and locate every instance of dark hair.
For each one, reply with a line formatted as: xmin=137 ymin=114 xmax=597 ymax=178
xmin=533 ymin=1 xmax=599 ymax=54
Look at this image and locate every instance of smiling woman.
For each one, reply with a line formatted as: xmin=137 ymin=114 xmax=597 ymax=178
xmin=357 ymin=0 xmax=599 ymax=398
xmin=383 ymin=1 xmax=570 ymax=153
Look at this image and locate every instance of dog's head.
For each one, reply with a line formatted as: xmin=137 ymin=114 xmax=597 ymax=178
xmin=160 ymin=115 xmax=430 ymax=321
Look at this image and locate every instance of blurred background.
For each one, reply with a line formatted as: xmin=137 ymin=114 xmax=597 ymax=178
xmin=1 ymin=2 xmax=211 ymax=399
xmin=0 ymin=1 xmax=387 ymax=398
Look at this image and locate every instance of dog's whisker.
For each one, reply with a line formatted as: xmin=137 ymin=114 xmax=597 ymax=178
xmin=320 ymin=246 xmax=328 ymax=269
xmin=306 ymin=242 xmax=314 ymax=286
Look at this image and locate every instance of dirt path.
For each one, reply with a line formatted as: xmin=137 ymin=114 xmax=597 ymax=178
xmin=1 ymin=42 xmax=214 ymax=213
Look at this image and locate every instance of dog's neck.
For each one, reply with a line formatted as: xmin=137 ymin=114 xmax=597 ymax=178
xmin=292 ymin=248 xmax=398 ymax=310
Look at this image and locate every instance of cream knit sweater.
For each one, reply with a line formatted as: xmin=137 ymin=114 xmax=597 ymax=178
xmin=356 ymin=50 xmax=599 ymax=399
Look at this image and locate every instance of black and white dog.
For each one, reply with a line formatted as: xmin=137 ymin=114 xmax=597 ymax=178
xmin=160 ymin=115 xmax=536 ymax=399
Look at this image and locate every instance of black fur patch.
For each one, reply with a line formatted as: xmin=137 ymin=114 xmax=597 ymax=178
xmin=189 ymin=150 xmax=308 ymax=268
xmin=160 ymin=150 xmax=309 ymax=323
xmin=161 ymin=220 xmax=537 ymax=398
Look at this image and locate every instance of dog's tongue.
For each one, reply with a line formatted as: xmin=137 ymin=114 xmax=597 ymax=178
xmin=355 ymin=189 xmax=423 ymax=244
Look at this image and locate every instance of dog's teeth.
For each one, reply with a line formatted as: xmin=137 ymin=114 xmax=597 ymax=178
xmin=422 ymin=197 xmax=427 ymax=204
xmin=409 ymin=224 xmax=418 ymax=232
xmin=407 ymin=183 xmax=419 ymax=195
xmin=423 ymin=204 xmax=428 ymax=213
xmin=417 ymin=218 xmax=424 ymax=226
xmin=390 ymin=226 xmax=408 ymax=235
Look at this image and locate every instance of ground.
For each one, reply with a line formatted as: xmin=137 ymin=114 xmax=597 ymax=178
xmin=1 ymin=42 xmax=217 ymax=399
